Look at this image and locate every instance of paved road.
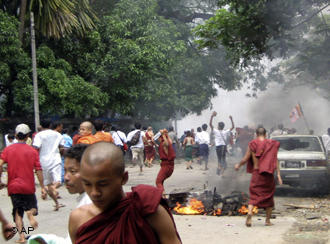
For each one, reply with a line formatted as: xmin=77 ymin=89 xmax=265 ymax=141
xmin=0 ymin=152 xmax=328 ymax=243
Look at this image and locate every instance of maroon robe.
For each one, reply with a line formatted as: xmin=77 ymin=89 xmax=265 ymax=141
xmin=75 ymin=185 xmax=180 ymax=244
xmin=247 ymin=139 xmax=280 ymax=208
xmin=144 ymin=132 xmax=156 ymax=160
xmin=156 ymin=134 xmax=176 ymax=192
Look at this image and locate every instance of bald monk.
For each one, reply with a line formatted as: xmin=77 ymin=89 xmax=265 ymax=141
xmin=93 ymin=120 xmax=114 ymax=143
xmin=68 ymin=142 xmax=181 ymax=244
xmin=235 ymin=127 xmax=282 ymax=227
xmin=76 ymin=121 xmax=100 ymax=145
xmin=155 ymin=129 xmax=176 ymax=194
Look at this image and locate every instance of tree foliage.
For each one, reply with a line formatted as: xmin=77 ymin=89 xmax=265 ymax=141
xmin=194 ymin=0 xmax=330 ymax=99
xmin=46 ymin=0 xmax=241 ymax=120
xmin=0 ymin=10 xmax=107 ymax=117
xmin=194 ymin=0 xmax=329 ymax=66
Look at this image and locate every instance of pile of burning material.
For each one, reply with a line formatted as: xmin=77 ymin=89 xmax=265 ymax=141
xmin=167 ymin=189 xmax=258 ymax=216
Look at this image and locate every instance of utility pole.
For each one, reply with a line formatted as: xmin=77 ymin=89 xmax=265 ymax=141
xmin=30 ymin=12 xmax=40 ymax=130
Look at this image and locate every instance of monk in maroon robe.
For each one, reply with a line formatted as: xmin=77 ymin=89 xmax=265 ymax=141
xmin=235 ymin=127 xmax=282 ymax=227
xmin=69 ymin=142 xmax=181 ymax=244
xmin=156 ymin=129 xmax=176 ymax=194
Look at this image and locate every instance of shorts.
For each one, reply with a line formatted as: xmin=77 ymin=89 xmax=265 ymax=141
xmin=43 ymin=164 xmax=61 ymax=186
xmin=10 ymin=194 xmax=38 ymax=222
xmin=131 ymin=147 xmax=144 ymax=167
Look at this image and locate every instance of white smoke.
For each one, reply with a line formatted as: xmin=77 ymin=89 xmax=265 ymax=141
xmin=176 ymin=84 xmax=330 ymax=136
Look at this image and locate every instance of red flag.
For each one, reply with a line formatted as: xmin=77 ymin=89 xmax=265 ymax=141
xmin=289 ymin=104 xmax=303 ymax=123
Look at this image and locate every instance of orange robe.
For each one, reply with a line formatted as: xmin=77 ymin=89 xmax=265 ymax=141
xmin=76 ymin=135 xmax=100 ymax=145
xmin=94 ymin=131 xmax=114 ymax=143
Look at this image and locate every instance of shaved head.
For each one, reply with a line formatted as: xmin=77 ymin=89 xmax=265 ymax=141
xmin=81 ymin=142 xmax=125 ymax=175
xmin=80 ymin=121 xmax=93 ymax=130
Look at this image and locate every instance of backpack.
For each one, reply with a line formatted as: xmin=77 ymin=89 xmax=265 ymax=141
xmin=129 ymin=130 xmax=141 ymax=146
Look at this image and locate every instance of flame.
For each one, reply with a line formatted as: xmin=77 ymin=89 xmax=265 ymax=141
xmin=213 ymin=208 xmax=222 ymax=216
xmin=238 ymin=205 xmax=258 ymax=215
xmin=173 ymin=198 xmax=205 ymax=215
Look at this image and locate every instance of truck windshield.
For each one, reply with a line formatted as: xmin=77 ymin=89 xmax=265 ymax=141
xmin=273 ymin=137 xmax=322 ymax=152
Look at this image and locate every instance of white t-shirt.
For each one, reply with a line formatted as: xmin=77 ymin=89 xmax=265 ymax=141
xmin=195 ymin=132 xmax=201 ymax=144
xmin=127 ymin=129 xmax=145 ymax=149
xmin=111 ymin=131 xmax=127 ymax=146
xmin=33 ymin=129 xmax=64 ymax=169
xmin=199 ymin=131 xmax=210 ymax=144
xmin=213 ymin=129 xmax=230 ymax=146
xmin=4 ymin=134 xmax=17 ymax=147
xmin=322 ymin=134 xmax=330 ymax=154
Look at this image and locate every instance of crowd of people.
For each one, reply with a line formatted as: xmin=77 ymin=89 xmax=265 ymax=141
xmin=0 ymin=114 xmax=328 ymax=243
xmin=0 ymin=118 xmax=180 ymax=243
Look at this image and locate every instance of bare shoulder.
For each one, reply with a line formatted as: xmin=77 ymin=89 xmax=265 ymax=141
xmin=69 ymin=204 xmax=99 ymax=242
xmin=147 ymin=205 xmax=181 ymax=244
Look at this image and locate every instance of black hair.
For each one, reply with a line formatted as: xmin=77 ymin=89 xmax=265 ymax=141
xmin=197 ymin=127 xmax=202 ymax=132
xmin=202 ymin=124 xmax=208 ymax=131
xmin=40 ymin=119 xmax=51 ymax=129
xmin=169 ymin=126 xmax=174 ymax=132
xmin=218 ymin=122 xmax=225 ymax=130
xmin=64 ymin=144 xmax=89 ymax=164
xmin=50 ymin=121 xmax=62 ymax=130
xmin=93 ymin=119 xmax=105 ymax=131
xmin=142 ymin=126 xmax=147 ymax=131
xmin=62 ymin=128 xmax=70 ymax=134
xmin=256 ymin=127 xmax=267 ymax=136
xmin=7 ymin=133 xmax=15 ymax=140
xmin=16 ymin=132 xmax=28 ymax=140
xmin=111 ymin=126 xmax=117 ymax=131
xmin=186 ymin=131 xmax=192 ymax=137
xmin=134 ymin=123 xmax=141 ymax=129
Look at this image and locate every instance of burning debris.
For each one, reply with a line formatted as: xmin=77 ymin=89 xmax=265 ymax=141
xmin=168 ymin=189 xmax=258 ymax=216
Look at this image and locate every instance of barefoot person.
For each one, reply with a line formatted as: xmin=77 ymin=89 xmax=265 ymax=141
xmin=33 ymin=120 xmax=65 ymax=211
xmin=28 ymin=144 xmax=91 ymax=244
xmin=0 ymin=209 xmax=15 ymax=241
xmin=155 ymin=129 xmax=176 ymax=193
xmin=235 ymin=127 xmax=282 ymax=227
xmin=0 ymin=124 xmax=46 ymax=243
xmin=69 ymin=142 xmax=181 ymax=244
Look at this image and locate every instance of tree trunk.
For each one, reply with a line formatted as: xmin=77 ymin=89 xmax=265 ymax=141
xmin=19 ymin=0 xmax=28 ymax=43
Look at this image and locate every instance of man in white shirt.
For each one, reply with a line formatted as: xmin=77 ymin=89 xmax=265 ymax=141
xmin=111 ymin=126 xmax=127 ymax=154
xmin=4 ymin=130 xmax=17 ymax=146
xmin=28 ymin=144 xmax=92 ymax=244
xmin=199 ymin=124 xmax=210 ymax=170
xmin=127 ymin=123 xmax=145 ymax=173
xmin=33 ymin=120 xmax=65 ymax=211
xmin=322 ymin=128 xmax=330 ymax=157
xmin=209 ymin=111 xmax=234 ymax=176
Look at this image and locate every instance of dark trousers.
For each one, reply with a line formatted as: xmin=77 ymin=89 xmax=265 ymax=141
xmin=199 ymin=144 xmax=209 ymax=168
xmin=216 ymin=145 xmax=227 ymax=169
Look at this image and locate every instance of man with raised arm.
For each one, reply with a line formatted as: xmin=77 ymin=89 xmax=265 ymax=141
xmin=69 ymin=142 xmax=181 ymax=244
xmin=209 ymin=111 xmax=234 ymax=175
xmin=235 ymin=127 xmax=282 ymax=227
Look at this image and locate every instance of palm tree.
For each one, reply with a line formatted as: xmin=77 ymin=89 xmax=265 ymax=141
xmin=1 ymin=0 xmax=97 ymax=42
